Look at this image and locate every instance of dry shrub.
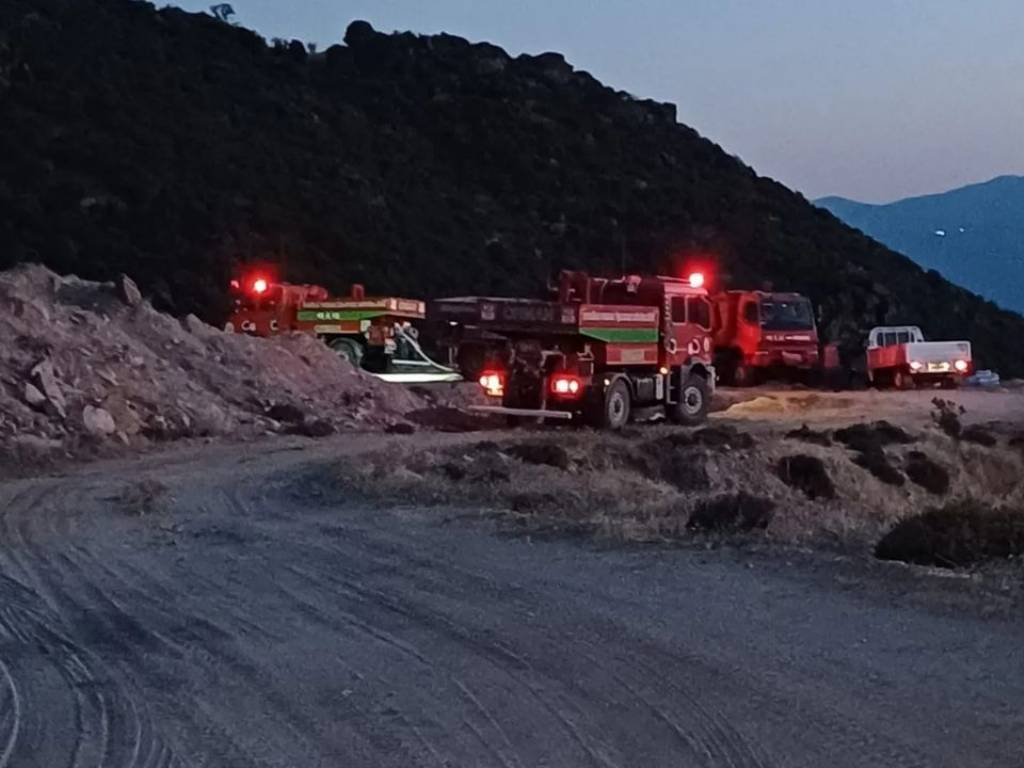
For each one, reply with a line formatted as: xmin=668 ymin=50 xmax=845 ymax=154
xmin=931 ymin=398 xmax=964 ymax=439
xmin=777 ymin=455 xmax=836 ymax=500
xmin=786 ymin=424 xmax=832 ymax=446
xmin=875 ymin=500 xmax=1024 ymax=568
xmin=688 ymin=493 xmax=775 ymax=532
xmin=834 ymin=421 xmax=914 ymax=453
xmin=960 ymin=425 xmax=997 ymax=447
xmin=853 ymin=448 xmax=905 ymax=487
xmin=904 ymin=451 xmax=950 ymax=495
xmin=507 ymin=441 xmax=571 ymax=470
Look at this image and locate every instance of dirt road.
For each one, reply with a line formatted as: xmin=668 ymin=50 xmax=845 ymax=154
xmin=1 ymin=433 xmax=1023 ymax=767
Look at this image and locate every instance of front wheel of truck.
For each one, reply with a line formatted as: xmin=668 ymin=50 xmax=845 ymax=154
xmin=668 ymin=374 xmax=710 ymax=426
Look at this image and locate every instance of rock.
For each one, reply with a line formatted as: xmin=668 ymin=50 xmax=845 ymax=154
xmin=287 ymin=418 xmax=335 ymax=438
xmin=266 ymin=402 xmax=307 ymax=424
xmin=115 ymin=273 xmax=142 ymax=306
xmin=345 ymin=20 xmax=377 ymax=46
xmin=30 ymin=359 xmax=67 ymax=419
xmin=10 ymin=434 xmax=64 ymax=456
xmin=82 ymin=405 xmax=117 ymax=436
xmin=385 ymin=422 xmax=416 ymax=435
xmin=23 ymin=382 xmax=47 ymax=410
xmin=183 ymin=313 xmax=212 ymax=336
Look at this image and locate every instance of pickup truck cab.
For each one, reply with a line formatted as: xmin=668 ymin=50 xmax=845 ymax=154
xmin=866 ymin=326 xmax=972 ymax=389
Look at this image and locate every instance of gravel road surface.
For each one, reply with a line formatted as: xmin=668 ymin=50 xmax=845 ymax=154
xmin=1 ymin=434 xmax=1022 ymax=767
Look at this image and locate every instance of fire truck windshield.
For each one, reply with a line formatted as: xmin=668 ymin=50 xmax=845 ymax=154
xmin=759 ymin=298 xmax=814 ymax=331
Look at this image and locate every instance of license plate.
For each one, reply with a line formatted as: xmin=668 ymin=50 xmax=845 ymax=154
xmin=927 ymin=362 xmax=949 ymax=373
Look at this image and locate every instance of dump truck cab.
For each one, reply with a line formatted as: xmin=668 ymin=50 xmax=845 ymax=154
xmin=712 ymin=290 xmax=820 ymax=385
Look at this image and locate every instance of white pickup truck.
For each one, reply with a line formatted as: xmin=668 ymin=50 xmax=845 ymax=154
xmin=866 ymin=326 xmax=973 ymax=389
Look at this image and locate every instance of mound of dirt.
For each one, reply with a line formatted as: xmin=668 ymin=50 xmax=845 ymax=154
xmin=688 ymin=493 xmax=775 ymax=532
xmin=777 ymin=455 xmax=836 ymax=500
xmin=875 ymin=501 xmax=1024 ymax=568
xmin=0 ymin=265 xmax=421 ymax=468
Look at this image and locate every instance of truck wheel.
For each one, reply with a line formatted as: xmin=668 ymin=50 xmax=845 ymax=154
xmin=591 ymin=379 xmax=631 ymax=430
xmin=892 ymin=370 xmax=913 ymax=390
xmin=732 ymin=363 xmax=757 ymax=388
xmin=668 ymin=374 xmax=710 ymax=426
xmin=329 ymin=337 xmax=364 ymax=367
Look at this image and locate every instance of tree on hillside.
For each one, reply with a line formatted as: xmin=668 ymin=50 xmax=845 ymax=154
xmin=209 ymin=4 xmax=235 ymax=24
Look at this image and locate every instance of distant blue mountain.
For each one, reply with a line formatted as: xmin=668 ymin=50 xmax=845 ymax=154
xmin=817 ymin=175 xmax=1024 ymax=314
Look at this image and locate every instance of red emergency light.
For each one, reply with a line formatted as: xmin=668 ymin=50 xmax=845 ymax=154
xmin=688 ymin=272 xmax=705 ymax=289
xmin=251 ymin=278 xmax=269 ymax=295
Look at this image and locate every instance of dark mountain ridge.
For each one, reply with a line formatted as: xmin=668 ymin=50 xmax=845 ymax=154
xmin=1 ymin=0 xmax=1023 ymax=373
xmin=818 ymin=175 xmax=1024 ymax=315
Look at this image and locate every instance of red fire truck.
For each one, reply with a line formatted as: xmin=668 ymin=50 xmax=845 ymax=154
xmin=430 ymin=271 xmax=715 ymax=428
xmin=225 ymin=273 xmax=457 ymax=381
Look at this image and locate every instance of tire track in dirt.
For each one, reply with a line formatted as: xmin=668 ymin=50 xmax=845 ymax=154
xmin=279 ymin=550 xmax=623 ymax=768
xmin=0 ymin=482 xmax=187 ymax=768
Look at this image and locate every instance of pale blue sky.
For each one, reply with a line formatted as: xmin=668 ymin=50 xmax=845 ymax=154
xmin=170 ymin=1 xmax=1024 ymax=202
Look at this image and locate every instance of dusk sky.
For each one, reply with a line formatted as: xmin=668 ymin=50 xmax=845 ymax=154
xmin=172 ymin=1 xmax=1024 ymax=203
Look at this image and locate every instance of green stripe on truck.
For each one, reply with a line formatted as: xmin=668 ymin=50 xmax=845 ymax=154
xmin=580 ymin=327 xmax=659 ymax=343
xmin=296 ymin=309 xmax=386 ymax=322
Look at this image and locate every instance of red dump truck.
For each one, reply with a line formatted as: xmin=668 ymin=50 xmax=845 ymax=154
xmin=711 ymin=290 xmax=835 ymax=385
xmin=430 ymin=270 xmax=715 ymax=428
xmin=225 ymin=272 xmax=457 ymax=381
xmin=866 ymin=326 xmax=972 ymax=389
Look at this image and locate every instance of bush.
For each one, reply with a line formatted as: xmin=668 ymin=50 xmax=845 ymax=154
xmin=853 ymin=448 xmax=904 ymax=486
xmin=507 ymin=441 xmax=571 ymax=470
xmin=931 ymin=398 xmax=964 ymax=439
xmin=960 ymin=425 xmax=997 ymax=447
xmin=834 ymin=421 xmax=914 ymax=453
xmin=688 ymin=493 xmax=775 ymax=532
xmin=785 ymin=424 xmax=832 ymax=446
xmin=875 ymin=500 xmax=1024 ymax=568
xmin=904 ymin=451 xmax=950 ymax=495
xmin=777 ymin=455 xmax=836 ymax=500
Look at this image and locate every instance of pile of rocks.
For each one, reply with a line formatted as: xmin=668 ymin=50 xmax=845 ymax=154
xmin=0 ymin=265 xmax=421 ymax=467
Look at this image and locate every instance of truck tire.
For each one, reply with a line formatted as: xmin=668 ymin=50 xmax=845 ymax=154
xmin=892 ymin=369 xmax=913 ymax=390
xmin=668 ymin=374 xmax=710 ymax=426
xmin=329 ymin=337 xmax=364 ymax=367
xmin=732 ymin=363 xmax=757 ymax=388
xmin=588 ymin=379 xmax=631 ymax=430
